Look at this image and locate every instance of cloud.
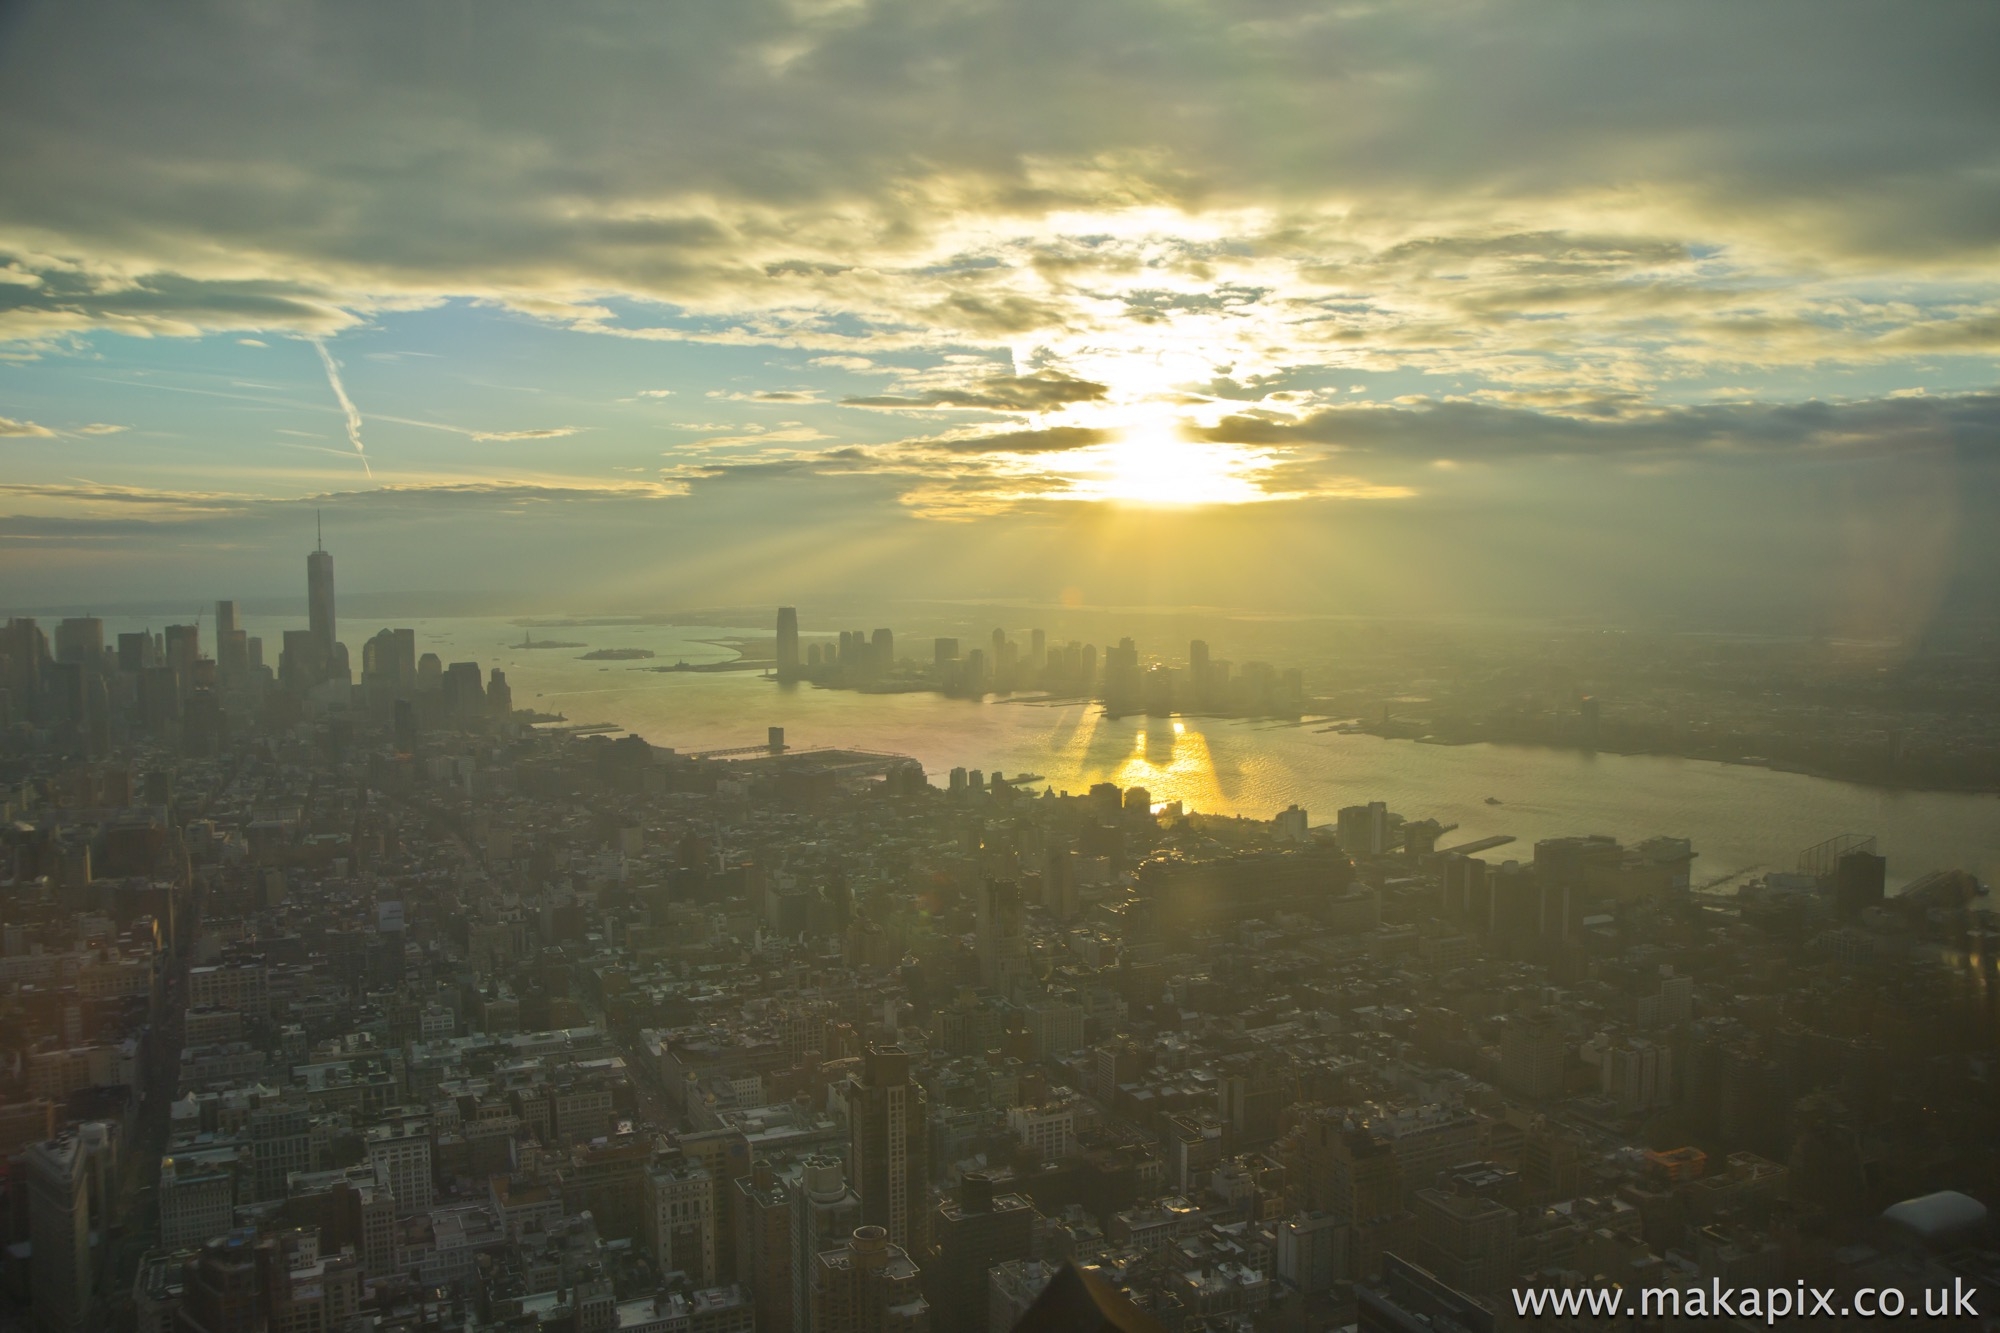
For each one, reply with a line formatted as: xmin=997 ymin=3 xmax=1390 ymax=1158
xmin=74 ymin=422 xmax=128 ymax=435
xmin=0 ymin=1 xmax=1991 ymax=376
xmin=327 ymin=480 xmax=688 ymax=505
xmin=0 ymin=415 xmax=55 ymax=437
xmin=469 ymin=426 xmax=583 ymax=442
xmin=1196 ymin=392 xmax=2000 ymax=465
xmin=5 ymin=0 xmax=2000 ymax=576
xmin=845 ymin=370 xmax=1109 ymax=412
xmin=706 ymin=388 xmax=827 ymax=403
xmin=637 ymin=388 xmax=675 ymax=398
xmin=683 ymin=424 xmax=831 ymax=450
xmin=0 ymin=479 xmax=254 ymax=518
xmin=903 ymin=425 xmax=1116 ymax=454
xmin=0 ymin=256 xmax=363 ymax=342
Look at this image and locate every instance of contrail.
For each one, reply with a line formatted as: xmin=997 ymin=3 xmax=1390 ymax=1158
xmin=309 ymin=338 xmax=374 ymax=479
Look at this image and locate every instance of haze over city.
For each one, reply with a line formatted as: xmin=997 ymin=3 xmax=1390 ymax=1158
xmin=4 ymin=6 xmax=2000 ymax=1333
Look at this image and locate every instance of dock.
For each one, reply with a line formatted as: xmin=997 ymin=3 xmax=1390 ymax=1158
xmin=1438 ymin=834 xmax=1516 ymax=856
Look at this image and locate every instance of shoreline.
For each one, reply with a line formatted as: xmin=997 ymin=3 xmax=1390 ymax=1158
xmin=531 ymin=654 xmax=1999 ymax=802
xmin=1348 ymin=725 xmax=2000 ymax=800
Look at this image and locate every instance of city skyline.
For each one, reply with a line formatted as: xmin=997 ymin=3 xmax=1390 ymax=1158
xmin=3 ymin=4 xmax=1998 ymax=631
xmin=5 ymin=8 xmax=2000 ymax=1331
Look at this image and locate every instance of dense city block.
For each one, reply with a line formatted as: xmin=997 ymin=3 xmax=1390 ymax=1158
xmin=1 ymin=562 xmax=1996 ymax=1333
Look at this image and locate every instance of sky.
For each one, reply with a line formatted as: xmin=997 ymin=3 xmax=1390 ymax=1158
xmin=2 ymin=0 xmax=1998 ymax=631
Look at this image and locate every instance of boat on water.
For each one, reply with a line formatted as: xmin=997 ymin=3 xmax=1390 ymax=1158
xmin=1484 ymin=796 xmax=1503 ymax=805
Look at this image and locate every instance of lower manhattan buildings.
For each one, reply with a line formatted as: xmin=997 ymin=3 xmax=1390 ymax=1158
xmin=0 ymin=580 xmax=1995 ymax=1333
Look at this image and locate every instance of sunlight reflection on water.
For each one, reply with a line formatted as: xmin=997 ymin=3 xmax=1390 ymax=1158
xmin=335 ymin=616 xmax=2000 ymax=892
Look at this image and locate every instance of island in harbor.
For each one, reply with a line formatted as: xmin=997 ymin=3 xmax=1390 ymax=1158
xmin=580 ymin=647 xmax=656 ymax=660
xmin=640 ymin=658 xmax=775 ymax=673
xmin=514 ymin=634 xmax=587 ymax=649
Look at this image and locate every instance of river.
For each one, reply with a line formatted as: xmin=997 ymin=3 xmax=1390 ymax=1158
xmin=344 ymin=616 xmax=1998 ymax=893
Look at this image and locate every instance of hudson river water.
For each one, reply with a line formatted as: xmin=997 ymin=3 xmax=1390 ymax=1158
xmin=343 ymin=617 xmax=2000 ymax=894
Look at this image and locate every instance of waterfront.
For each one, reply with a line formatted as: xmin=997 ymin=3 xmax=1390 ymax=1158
xmin=365 ymin=617 xmax=2000 ymax=894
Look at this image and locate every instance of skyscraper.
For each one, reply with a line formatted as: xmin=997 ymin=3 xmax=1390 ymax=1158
xmin=54 ymin=618 xmax=104 ymax=666
xmin=789 ymin=1154 xmax=861 ymax=1333
xmin=845 ymin=1046 xmax=929 ymax=1253
xmin=308 ymin=520 xmax=336 ymax=661
xmin=777 ymin=607 xmax=800 ymax=678
xmin=214 ymin=600 xmax=240 ymax=640
xmin=218 ymin=629 xmax=249 ymax=684
xmin=116 ymin=631 xmax=155 ymax=673
xmin=164 ymin=623 xmax=202 ymax=702
xmin=735 ymin=1166 xmax=793 ymax=1333
xmin=1 ymin=618 xmax=50 ymax=712
xmin=976 ymin=879 xmax=1031 ymax=995
xmin=27 ymin=1127 xmax=101 ymax=1333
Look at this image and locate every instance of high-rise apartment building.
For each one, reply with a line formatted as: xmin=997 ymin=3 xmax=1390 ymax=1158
xmin=811 ymin=1227 xmax=928 ymax=1333
xmin=790 ymin=1154 xmax=861 ymax=1333
xmin=776 ymin=607 xmax=800 ymax=677
xmin=922 ymin=1174 xmax=1035 ymax=1333
xmin=976 ymin=879 xmax=1031 ymax=995
xmin=54 ymin=618 xmax=104 ymax=666
xmin=1 ymin=617 xmax=49 ymax=712
xmin=280 ymin=631 xmax=322 ymax=694
xmin=734 ymin=1166 xmax=793 ymax=1333
xmin=217 ymin=632 xmax=249 ymax=683
xmin=116 ymin=631 xmax=155 ymax=673
xmin=845 ymin=1047 xmax=929 ymax=1253
xmin=164 ymin=623 xmax=201 ymax=697
xmin=361 ymin=628 xmax=417 ymax=698
xmin=646 ymin=1157 xmax=718 ymax=1285
xmin=1336 ymin=802 xmax=1390 ymax=858
xmin=1500 ymin=1012 xmax=1567 ymax=1100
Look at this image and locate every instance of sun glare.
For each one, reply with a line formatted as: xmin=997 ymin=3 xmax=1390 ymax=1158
xmin=1063 ymin=432 xmax=1274 ymax=507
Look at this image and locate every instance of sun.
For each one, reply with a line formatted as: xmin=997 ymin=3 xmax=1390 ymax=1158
xmin=1061 ymin=423 xmax=1276 ymax=507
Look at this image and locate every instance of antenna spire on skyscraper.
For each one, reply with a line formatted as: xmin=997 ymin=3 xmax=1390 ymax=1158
xmin=317 ymin=508 xmax=323 ymax=552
